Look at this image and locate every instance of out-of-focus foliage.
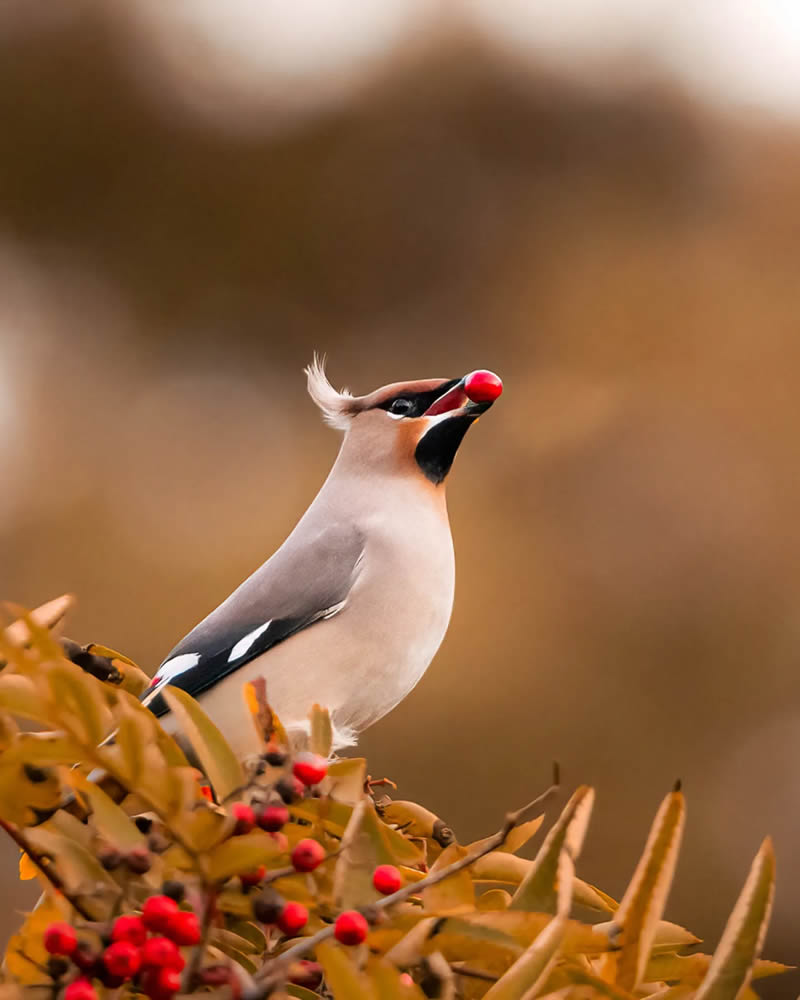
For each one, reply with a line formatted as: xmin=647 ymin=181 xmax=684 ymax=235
xmin=0 ymin=600 xmax=788 ymax=1000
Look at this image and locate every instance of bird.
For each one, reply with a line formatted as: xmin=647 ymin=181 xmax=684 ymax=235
xmin=141 ymin=358 xmax=503 ymax=758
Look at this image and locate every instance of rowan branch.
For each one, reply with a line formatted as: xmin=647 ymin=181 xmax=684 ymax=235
xmin=0 ymin=817 xmax=94 ymax=921
xmin=250 ymin=762 xmax=560 ymax=993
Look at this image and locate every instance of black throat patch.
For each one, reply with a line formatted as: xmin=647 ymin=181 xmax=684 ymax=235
xmin=414 ymin=414 xmax=477 ymax=484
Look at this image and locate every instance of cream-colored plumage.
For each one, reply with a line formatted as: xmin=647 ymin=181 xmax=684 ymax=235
xmin=144 ymin=360 xmax=501 ymax=756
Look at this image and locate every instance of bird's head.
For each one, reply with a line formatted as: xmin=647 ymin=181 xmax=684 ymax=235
xmin=305 ymin=357 xmax=503 ymax=484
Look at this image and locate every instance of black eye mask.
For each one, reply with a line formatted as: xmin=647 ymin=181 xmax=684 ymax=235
xmin=375 ymin=379 xmax=461 ymax=419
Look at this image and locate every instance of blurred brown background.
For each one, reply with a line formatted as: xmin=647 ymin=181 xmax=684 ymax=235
xmin=2 ymin=2 xmax=800 ymax=995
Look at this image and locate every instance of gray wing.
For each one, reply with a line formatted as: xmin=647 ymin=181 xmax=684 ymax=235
xmin=143 ymin=522 xmax=365 ymax=716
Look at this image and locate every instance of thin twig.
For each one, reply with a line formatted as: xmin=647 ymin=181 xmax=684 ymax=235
xmin=184 ymin=886 xmax=217 ymax=991
xmin=451 ymin=963 xmax=498 ymax=982
xmin=0 ymin=817 xmax=94 ymax=921
xmin=254 ymin=763 xmax=561 ymax=984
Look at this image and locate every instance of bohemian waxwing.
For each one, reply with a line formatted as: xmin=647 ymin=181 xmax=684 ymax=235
xmin=142 ymin=358 xmax=503 ymax=757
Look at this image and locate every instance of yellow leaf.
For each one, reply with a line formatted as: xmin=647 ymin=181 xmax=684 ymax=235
xmin=317 ymin=940 xmax=375 ymax=999
xmin=607 ymin=788 xmax=685 ymax=992
xmin=309 ymin=703 xmax=333 ymax=757
xmin=207 ymin=830 xmax=284 ymax=882
xmin=4 ymin=896 xmax=71 ymax=983
xmin=693 ymin=838 xmax=776 ymax=1000
xmin=163 ymin=686 xmax=244 ymax=802
xmin=18 ymin=851 xmax=38 ymax=881
xmin=511 ymin=787 xmax=594 ymax=914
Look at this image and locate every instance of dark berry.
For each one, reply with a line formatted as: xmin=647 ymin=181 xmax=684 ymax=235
xmin=292 ymin=753 xmax=328 ymax=787
xmin=276 ymin=775 xmax=304 ymax=804
xmin=71 ymin=944 xmax=97 ymax=973
xmin=291 ymin=838 xmax=325 ymax=873
xmin=199 ymin=966 xmax=232 ymax=986
xmin=160 ymin=880 xmax=185 ymax=904
xmin=257 ymin=804 xmax=289 ymax=832
xmin=23 ymin=763 xmax=49 ymax=783
xmin=43 ymin=922 xmax=77 ymax=957
xmin=252 ymin=889 xmax=284 ymax=924
xmin=334 ymin=910 xmax=369 ymax=946
xmin=46 ymin=956 xmax=69 ymax=979
xmin=263 ymin=745 xmax=287 ymax=767
xmin=142 ymin=895 xmax=180 ymax=934
xmin=288 ymin=960 xmax=323 ymax=989
xmin=125 ymin=846 xmax=152 ymax=874
xmin=98 ymin=847 xmax=122 ymax=871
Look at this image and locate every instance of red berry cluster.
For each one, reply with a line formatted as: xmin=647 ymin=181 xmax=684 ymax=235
xmin=44 ymin=892 xmax=200 ymax=1000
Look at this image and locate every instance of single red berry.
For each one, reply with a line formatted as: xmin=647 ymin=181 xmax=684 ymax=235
xmin=142 ymin=895 xmax=180 ymax=933
xmin=140 ymin=936 xmax=185 ymax=971
xmin=463 ymin=369 xmax=503 ymax=403
xmin=372 ymin=864 xmax=403 ymax=895
xmin=43 ymin=922 xmax=77 ymax=957
xmin=334 ymin=910 xmax=369 ymax=946
xmin=231 ymin=803 xmax=256 ymax=835
xmin=257 ymin=804 xmax=289 ymax=832
xmin=111 ymin=914 xmax=146 ymax=946
xmin=64 ymin=979 xmax=97 ymax=1000
xmin=288 ymin=960 xmax=323 ymax=989
xmin=399 ymin=972 xmax=415 ymax=987
xmin=71 ymin=944 xmax=97 ymax=973
xmin=292 ymin=752 xmax=328 ymax=787
xmin=165 ymin=910 xmax=201 ymax=947
xmin=291 ymin=838 xmax=325 ymax=873
xmin=141 ymin=966 xmax=182 ymax=1000
xmin=276 ymin=901 xmax=308 ymax=936
xmin=239 ymin=865 xmax=266 ymax=888
xmin=103 ymin=940 xmax=141 ymax=980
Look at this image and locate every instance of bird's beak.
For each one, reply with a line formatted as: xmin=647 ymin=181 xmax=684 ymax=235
xmin=423 ymin=370 xmax=503 ymax=417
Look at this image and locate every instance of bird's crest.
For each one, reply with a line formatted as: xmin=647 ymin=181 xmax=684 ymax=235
xmin=305 ymin=355 xmax=356 ymax=431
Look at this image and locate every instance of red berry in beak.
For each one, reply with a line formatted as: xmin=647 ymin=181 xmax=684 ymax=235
xmin=464 ymin=370 xmax=503 ymax=403
xmin=292 ymin=752 xmax=328 ymax=787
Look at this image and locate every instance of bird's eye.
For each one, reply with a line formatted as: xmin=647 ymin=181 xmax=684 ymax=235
xmin=389 ymin=398 xmax=413 ymax=417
